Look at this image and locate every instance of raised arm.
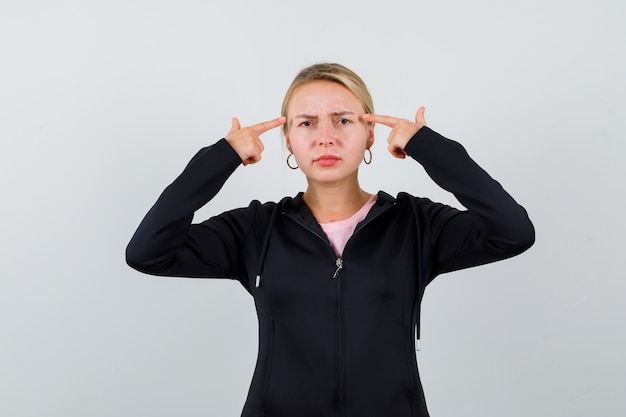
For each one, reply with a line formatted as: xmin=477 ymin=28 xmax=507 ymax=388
xmin=125 ymin=117 xmax=285 ymax=283
xmin=364 ymin=109 xmax=534 ymax=275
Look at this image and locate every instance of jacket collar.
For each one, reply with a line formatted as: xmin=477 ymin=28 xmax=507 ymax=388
xmin=281 ymin=191 xmax=396 ymax=223
xmin=255 ymin=191 xmax=397 ymax=290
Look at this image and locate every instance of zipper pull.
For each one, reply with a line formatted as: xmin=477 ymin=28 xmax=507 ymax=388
xmin=332 ymin=258 xmax=343 ymax=279
xmin=255 ymin=275 xmax=261 ymax=288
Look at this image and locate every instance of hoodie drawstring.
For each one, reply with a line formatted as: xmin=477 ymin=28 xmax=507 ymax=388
xmin=255 ymin=200 xmax=285 ymax=288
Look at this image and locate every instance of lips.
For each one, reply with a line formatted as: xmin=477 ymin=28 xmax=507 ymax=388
xmin=314 ymin=154 xmax=341 ymax=166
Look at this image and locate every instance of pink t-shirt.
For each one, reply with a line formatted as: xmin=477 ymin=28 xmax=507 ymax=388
xmin=320 ymin=194 xmax=377 ymax=257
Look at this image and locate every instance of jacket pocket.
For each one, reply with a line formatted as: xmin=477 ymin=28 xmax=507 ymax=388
xmin=260 ymin=317 xmax=275 ymax=414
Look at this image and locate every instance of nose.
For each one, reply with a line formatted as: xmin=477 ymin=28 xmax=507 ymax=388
xmin=318 ymin=137 xmax=333 ymax=146
xmin=318 ymin=121 xmax=334 ymax=146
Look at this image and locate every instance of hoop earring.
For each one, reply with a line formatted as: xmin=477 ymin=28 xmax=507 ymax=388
xmin=363 ymin=148 xmax=372 ymax=165
xmin=286 ymin=153 xmax=299 ymax=170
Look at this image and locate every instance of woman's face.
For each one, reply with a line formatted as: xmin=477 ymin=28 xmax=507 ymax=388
xmin=285 ymin=80 xmax=374 ymax=185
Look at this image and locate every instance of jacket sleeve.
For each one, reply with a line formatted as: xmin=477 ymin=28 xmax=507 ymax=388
xmin=125 ymin=138 xmax=262 ymax=287
xmin=403 ymin=127 xmax=535 ymax=276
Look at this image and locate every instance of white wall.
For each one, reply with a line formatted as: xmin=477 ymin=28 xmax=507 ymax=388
xmin=1 ymin=0 xmax=624 ymax=416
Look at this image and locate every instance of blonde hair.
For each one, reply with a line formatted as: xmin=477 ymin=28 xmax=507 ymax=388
xmin=281 ymin=63 xmax=374 ymax=131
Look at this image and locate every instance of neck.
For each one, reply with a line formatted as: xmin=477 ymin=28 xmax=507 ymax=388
xmin=303 ymin=178 xmax=371 ymax=223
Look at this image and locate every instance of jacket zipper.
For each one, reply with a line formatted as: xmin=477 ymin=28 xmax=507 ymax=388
xmin=284 ymin=205 xmax=393 ymax=417
xmin=333 ymin=257 xmax=343 ymax=279
xmin=284 ymin=214 xmax=348 ymax=415
xmin=333 ymin=257 xmax=345 ymax=417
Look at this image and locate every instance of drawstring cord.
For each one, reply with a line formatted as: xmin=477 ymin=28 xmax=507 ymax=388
xmin=255 ymin=200 xmax=285 ymax=288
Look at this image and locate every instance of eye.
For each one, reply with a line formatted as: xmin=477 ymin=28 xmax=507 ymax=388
xmin=337 ymin=118 xmax=350 ymax=125
xmin=299 ymin=120 xmax=313 ymax=127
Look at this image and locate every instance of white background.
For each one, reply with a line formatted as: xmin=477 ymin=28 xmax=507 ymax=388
xmin=1 ymin=0 xmax=625 ymax=416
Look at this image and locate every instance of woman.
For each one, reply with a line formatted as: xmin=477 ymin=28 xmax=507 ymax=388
xmin=126 ymin=63 xmax=534 ymax=417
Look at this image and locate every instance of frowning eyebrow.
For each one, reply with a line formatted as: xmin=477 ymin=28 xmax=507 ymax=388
xmin=293 ymin=111 xmax=356 ymax=119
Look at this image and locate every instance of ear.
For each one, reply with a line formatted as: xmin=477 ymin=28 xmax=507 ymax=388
xmin=284 ymin=130 xmax=293 ymax=153
xmin=366 ymin=123 xmax=374 ymax=149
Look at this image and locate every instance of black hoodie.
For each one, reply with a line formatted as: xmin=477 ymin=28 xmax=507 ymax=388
xmin=126 ymin=127 xmax=535 ymax=417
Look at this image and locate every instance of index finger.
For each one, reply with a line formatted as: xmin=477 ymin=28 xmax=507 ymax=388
xmin=251 ymin=116 xmax=287 ymax=135
xmin=362 ymin=113 xmax=401 ymax=128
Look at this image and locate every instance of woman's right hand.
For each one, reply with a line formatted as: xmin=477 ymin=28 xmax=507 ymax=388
xmin=225 ymin=116 xmax=286 ymax=166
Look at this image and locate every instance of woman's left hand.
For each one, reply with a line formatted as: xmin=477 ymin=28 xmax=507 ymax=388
xmin=363 ymin=107 xmax=427 ymax=159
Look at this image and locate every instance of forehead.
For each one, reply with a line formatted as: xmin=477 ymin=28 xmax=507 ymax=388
xmin=289 ymin=80 xmax=363 ymax=113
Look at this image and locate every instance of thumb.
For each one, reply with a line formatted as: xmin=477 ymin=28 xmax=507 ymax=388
xmin=414 ymin=107 xmax=427 ymax=126
xmin=227 ymin=117 xmax=241 ymax=135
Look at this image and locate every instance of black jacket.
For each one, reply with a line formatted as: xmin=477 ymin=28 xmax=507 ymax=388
xmin=126 ymin=127 xmax=535 ymax=417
